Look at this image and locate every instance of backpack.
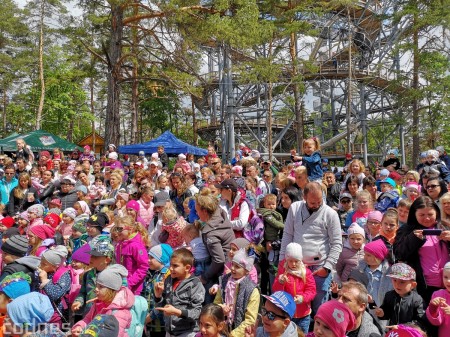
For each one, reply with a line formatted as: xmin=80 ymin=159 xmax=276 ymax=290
xmin=53 ymin=265 xmax=82 ymax=309
xmin=243 ymin=203 xmax=265 ymax=245
xmin=116 ymin=295 xmax=148 ymax=337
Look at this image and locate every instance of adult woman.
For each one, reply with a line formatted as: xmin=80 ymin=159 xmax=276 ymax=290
xmin=96 ymin=172 xmax=123 ymax=210
xmin=38 ymin=170 xmax=56 ymax=207
xmin=8 ymin=173 xmax=38 ymax=215
xmin=217 ymin=178 xmax=249 ymax=235
xmin=394 ymin=196 xmax=450 ymax=304
xmin=424 ymin=176 xmax=448 ymax=205
xmin=344 ymin=175 xmax=360 ymax=202
xmin=0 ymin=164 xmax=18 ymax=208
xmin=277 ymin=186 xmax=301 ymax=221
xmin=195 ymin=189 xmax=234 ymax=302
xmin=169 ymin=173 xmax=192 ymax=217
xmin=362 ymin=176 xmax=379 ymax=204
xmin=77 ymin=171 xmax=91 ymax=191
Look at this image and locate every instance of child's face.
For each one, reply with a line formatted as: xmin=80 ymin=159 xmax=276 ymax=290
xmin=183 ymin=203 xmax=190 ymax=215
xmin=381 ymin=216 xmax=398 ymax=235
xmin=443 ymin=269 xmax=450 ymax=292
xmin=0 ymin=293 xmax=10 ymax=314
xmin=31 ymin=169 xmax=40 ymax=178
xmin=72 ymin=260 xmax=85 ymax=270
xmin=28 ymin=212 xmax=37 ymax=221
xmin=391 ymin=278 xmax=416 ymax=297
xmin=366 ymin=220 xmax=381 ymax=236
xmin=406 ymin=188 xmax=419 ymax=201
xmin=86 ymin=224 xmax=101 ymax=238
xmin=73 ymin=204 xmax=82 ymax=215
xmin=71 ymin=229 xmax=82 ymax=239
xmin=95 ymin=179 xmax=104 ymax=187
xmin=397 ymin=206 xmax=409 ymax=223
xmin=380 ymin=183 xmax=393 ymax=193
xmin=149 ymin=256 xmax=164 ymax=271
xmin=90 ymin=256 xmax=109 ymax=271
xmin=340 ymin=198 xmax=352 ymax=211
xmin=364 ymin=251 xmax=381 ymax=267
xmin=264 ymin=199 xmax=277 ymax=210
xmin=28 ymin=233 xmax=37 ymax=245
xmin=159 ymin=178 xmax=168 ymax=189
xmin=357 ymin=197 xmax=370 ymax=212
xmin=303 ymin=141 xmax=315 ymax=155
xmin=228 ymin=243 xmax=239 ymax=260
xmin=426 ymin=155 xmax=435 ymax=164
xmin=95 ymin=283 xmax=112 ymax=302
xmin=169 ymin=257 xmax=190 ymax=280
xmin=0 ymin=224 xmax=8 ymax=233
xmin=230 ymin=262 xmax=248 ymax=280
xmin=62 ymin=214 xmax=74 ymax=224
xmin=349 ymin=234 xmax=364 ymax=250
xmin=39 ymin=258 xmax=56 ymax=273
xmin=199 ymin=314 xmax=225 ymax=337
xmin=351 ymin=162 xmax=360 ymax=173
xmin=18 ymin=218 xmax=28 ymax=227
xmin=286 ymin=257 xmax=301 ymax=270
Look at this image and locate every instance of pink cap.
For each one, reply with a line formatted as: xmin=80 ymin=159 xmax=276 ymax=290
xmin=367 ymin=210 xmax=383 ymax=223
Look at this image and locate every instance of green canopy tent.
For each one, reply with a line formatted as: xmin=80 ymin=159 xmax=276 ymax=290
xmin=0 ymin=130 xmax=81 ymax=152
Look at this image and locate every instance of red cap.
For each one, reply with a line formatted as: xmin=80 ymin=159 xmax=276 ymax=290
xmin=0 ymin=217 xmax=15 ymax=229
xmin=389 ymin=171 xmax=402 ymax=181
xmin=44 ymin=214 xmax=61 ymax=228
xmin=40 ymin=151 xmax=51 ymax=158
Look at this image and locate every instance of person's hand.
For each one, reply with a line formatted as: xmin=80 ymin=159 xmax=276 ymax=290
xmin=245 ymin=324 xmax=256 ymax=337
xmin=439 ymin=230 xmax=450 ymax=242
xmin=294 ymin=295 xmax=303 ymax=304
xmin=38 ymin=268 xmax=48 ymax=282
xmin=219 ymin=304 xmax=233 ymax=316
xmin=313 ymin=267 xmax=329 ymax=278
xmin=374 ymin=308 xmax=384 ymax=317
xmin=278 ymin=274 xmax=288 ymax=284
xmin=154 ymin=281 xmax=164 ymax=298
xmin=386 ymin=325 xmax=399 ymax=330
xmin=71 ymin=301 xmax=82 ymax=311
xmin=439 ymin=300 xmax=450 ymax=314
xmin=430 ymin=297 xmax=444 ymax=307
xmin=156 ymin=304 xmax=181 ymax=317
xmin=413 ymin=229 xmax=424 ymax=240
xmin=72 ymin=326 xmax=83 ymax=337
xmin=209 ymin=285 xmax=219 ymax=295
xmin=145 ymin=313 xmax=152 ymax=325
xmin=330 ymin=281 xmax=340 ymax=294
xmin=265 ymin=242 xmax=272 ymax=252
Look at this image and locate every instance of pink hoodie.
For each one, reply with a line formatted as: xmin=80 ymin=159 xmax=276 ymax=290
xmin=73 ymin=287 xmax=135 ymax=337
xmin=426 ymin=289 xmax=450 ymax=337
xmin=137 ymin=199 xmax=154 ymax=228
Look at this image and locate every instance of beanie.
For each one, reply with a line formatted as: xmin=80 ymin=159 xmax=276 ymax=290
xmin=108 ymin=152 xmax=118 ymax=160
xmin=40 ymin=151 xmax=51 ymax=158
xmin=71 ymin=244 xmax=91 ymax=265
xmin=148 ymin=244 xmax=173 ymax=266
xmin=117 ymin=192 xmax=129 ymax=202
xmin=285 ymin=242 xmax=303 ymax=261
xmin=315 ymin=300 xmax=355 ymax=337
xmin=29 ymin=225 xmax=56 ymax=240
xmin=44 ymin=213 xmax=61 ymax=228
xmin=384 ymin=325 xmax=425 ymax=337
xmin=0 ymin=217 xmax=15 ymax=229
xmin=230 ymin=238 xmax=250 ymax=250
xmin=3 ymin=228 xmax=20 ymax=239
xmin=75 ymin=185 xmax=88 ymax=195
xmin=232 ymin=249 xmax=255 ymax=272
xmin=367 ymin=210 xmax=383 ymax=223
xmin=63 ymin=207 xmax=77 ymax=220
xmin=1 ymin=235 xmax=29 ymax=257
xmin=27 ymin=204 xmax=44 ymax=217
xmin=347 ymin=223 xmax=365 ymax=237
xmin=42 ymin=245 xmax=68 ymax=267
xmin=0 ymin=272 xmax=31 ymax=299
xmin=18 ymin=212 xmax=29 ymax=222
xmin=348 ymin=268 xmax=369 ymax=288
xmin=126 ymin=200 xmax=140 ymax=213
xmin=73 ymin=220 xmax=87 ymax=234
xmin=81 ymin=315 xmax=120 ymax=337
xmin=7 ymin=292 xmax=54 ymax=328
xmin=97 ymin=264 xmax=128 ymax=291
xmin=364 ymin=239 xmax=388 ymax=261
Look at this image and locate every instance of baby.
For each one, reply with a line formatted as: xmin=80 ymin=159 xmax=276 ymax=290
xmin=182 ymin=224 xmax=209 ymax=276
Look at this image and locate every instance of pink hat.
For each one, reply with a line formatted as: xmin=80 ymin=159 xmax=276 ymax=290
xmin=384 ymin=325 xmax=424 ymax=337
xmin=347 ymin=223 xmax=365 ymax=237
xmin=83 ymin=145 xmax=90 ymax=151
xmin=48 ymin=198 xmax=62 ymax=208
xmin=315 ymin=300 xmax=355 ymax=337
xmin=232 ymin=165 xmax=243 ymax=175
xmin=18 ymin=212 xmax=29 ymax=222
xmin=29 ymin=225 xmax=56 ymax=240
xmin=126 ymin=200 xmax=140 ymax=213
xmin=367 ymin=210 xmax=383 ymax=223
xmin=404 ymin=182 xmax=421 ymax=193
xmin=364 ymin=240 xmax=388 ymax=261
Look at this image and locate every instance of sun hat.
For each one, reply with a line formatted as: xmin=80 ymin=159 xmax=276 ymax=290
xmin=387 ymin=263 xmax=416 ymax=281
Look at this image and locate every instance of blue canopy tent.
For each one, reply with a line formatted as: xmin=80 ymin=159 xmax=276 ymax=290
xmin=118 ymin=131 xmax=208 ymax=156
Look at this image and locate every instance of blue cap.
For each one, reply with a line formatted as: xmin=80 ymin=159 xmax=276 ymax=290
xmin=149 ymin=244 xmax=173 ymax=267
xmin=7 ymin=292 xmax=54 ymax=328
xmin=322 ymin=158 xmax=329 ymax=163
xmin=262 ymin=291 xmax=296 ymax=319
xmin=380 ymin=177 xmax=396 ymax=188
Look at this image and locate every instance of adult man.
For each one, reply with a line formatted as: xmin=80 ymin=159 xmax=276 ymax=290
xmin=0 ymin=165 xmax=18 ymax=207
xmin=218 ymin=167 xmax=231 ymax=183
xmin=55 ymin=177 xmax=78 ymax=210
xmin=280 ymin=181 xmax=342 ymax=314
xmin=15 ymin=158 xmax=28 ymax=176
xmin=337 ymin=281 xmax=383 ymax=337
xmin=324 ymin=171 xmax=341 ymax=209
xmin=157 ymin=145 xmax=169 ymax=169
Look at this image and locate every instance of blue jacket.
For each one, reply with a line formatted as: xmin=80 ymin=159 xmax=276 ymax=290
xmin=0 ymin=177 xmax=18 ymax=206
xmin=302 ymin=151 xmax=323 ymax=181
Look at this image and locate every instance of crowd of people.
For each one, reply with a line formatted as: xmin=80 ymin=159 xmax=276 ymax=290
xmin=0 ymin=137 xmax=448 ymax=337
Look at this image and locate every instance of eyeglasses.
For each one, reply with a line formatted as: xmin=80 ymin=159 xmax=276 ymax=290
xmin=341 ymin=199 xmax=351 ymax=204
xmin=5 ymin=173 xmax=14 ymax=175
xmin=260 ymin=307 xmax=286 ymax=321
xmin=426 ymin=184 xmax=440 ymax=190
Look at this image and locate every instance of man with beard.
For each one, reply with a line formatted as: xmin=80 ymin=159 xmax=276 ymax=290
xmin=280 ymin=181 xmax=342 ymax=315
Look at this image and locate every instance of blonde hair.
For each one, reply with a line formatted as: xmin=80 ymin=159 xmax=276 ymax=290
xmin=115 ymin=215 xmax=150 ymax=247
xmin=349 ymin=159 xmax=365 ymax=174
xmin=382 ymin=208 xmax=399 ymax=225
xmin=303 ymin=137 xmax=321 ymax=151
xmin=183 ymin=223 xmax=200 ymax=238
xmin=162 ymin=206 xmax=178 ymax=222
xmin=195 ymin=188 xmax=219 ymax=217
xmin=294 ymin=166 xmax=308 ymax=177
xmin=355 ymin=190 xmax=373 ymax=209
xmin=14 ymin=173 xmax=31 ymax=199
xmin=440 ymin=192 xmax=450 ymax=222
xmin=29 ymin=237 xmax=43 ymax=257
xmin=102 ymin=288 xmax=117 ymax=303
xmin=406 ymin=170 xmax=420 ymax=183
xmin=284 ymin=258 xmax=307 ymax=284
xmin=263 ymin=194 xmax=277 ymax=204
xmin=112 ymin=169 xmax=125 ymax=179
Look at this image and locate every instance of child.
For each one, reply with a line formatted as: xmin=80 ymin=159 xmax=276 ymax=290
xmin=155 ymin=175 xmax=170 ymax=193
xmin=89 ymin=175 xmax=107 ymax=202
xmin=295 ymin=137 xmax=323 ymax=181
xmin=27 ymin=204 xmax=45 ymax=229
xmin=114 ymin=215 xmax=149 ymax=295
xmin=195 ymin=303 xmax=228 ymax=337
xmin=72 ymin=264 xmax=134 ymax=337
xmin=257 ymin=194 xmax=284 ymax=280
xmin=16 ymin=212 xmax=29 ymax=234
xmin=72 ymin=238 xmax=115 ymax=316
xmin=28 ymin=224 xmax=56 ymax=256
xmin=338 ymin=193 xmax=353 ymax=229
xmin=404 ymin=182 xmax=421 ymax=203
xmin=71 ymin=243 xmax=91 ymax=274
xmin=0 ymin=272 xmax=32 ymax=316
xmin=161 ymin=206 xmax=186 ymax=249
xmin=222 ymin=238 xmax=258 ymax=284
xmin=336 ymin=223 xmax=365 ymax=282
xmin=345 ymin=190 xmax=373 ymax=230
xmin=143 ymin=244 xmax=173 ymax=337
xmin=154 ymin=248 xmax=205 ymax=337
xmin=211 ymin=249 xmax=259 ymax=337
xmin=308 ymin=300 xmax=355 ymax=337
xmin=375 ymin=208 xmax=399 ymax=264
xmin=68 ymin=219 xmax=88 ymax=255
xmin=74 ymin=201 xmax=91 ymax=223
xmin=397 ymin=198 xmax=412 ymax=227
xmin=375 ymin=178 xmax=400 ymax=213
xmin=375 ymin=263 xmax=425 ymax=327
xmin=0 ymin=217 xmax=16 ymax=245
xmin=48 ymin=198 xmax=62 ymax=215
xmin=60 ymin=207 xmax=77 ymax=243
xmin=38 ymin=245 xmax=71 ymax=326
xmin=365 ymin=210 xmax=383 ymax=242
xmin=182 ymin=224 xmax=209 ymax=277
xmin=272 ymin=242 xmax=316 ymax=334
xmin=426 ymin=262 xmax=450 ymax=337
xmin=86 ymin=212 xmax=110 ymax=242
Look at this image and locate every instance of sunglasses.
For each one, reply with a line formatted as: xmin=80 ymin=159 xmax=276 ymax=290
xmin=260 ymin=307 xmax=286 ymax=321
xmin=211 ymin=162 xmax=220 ymax=165
xmin=426 ymin=184 xmax=440 ymax=190
xmin=341 ymin=199 xmax=351 ymax=204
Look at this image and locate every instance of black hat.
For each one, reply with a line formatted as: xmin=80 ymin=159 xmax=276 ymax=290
xmin=1 ymin=235 xmax=29 ymax=257
xmin=86 ymin=213 xmax=109 ymax=229
xmin=215 ymin=178 xmax=238 ymax=192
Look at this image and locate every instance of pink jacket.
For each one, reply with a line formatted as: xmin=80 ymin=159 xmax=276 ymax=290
xmin=73 ymin=287 xmax=134 ymax=337
xmin=59 ymin=221 xmax=74 ymax=239
xmin=137 ymin=199 xmax=154 ymax=228
xmin=426 ymin=289 xmax=450 ymax=337
xmin=162 ymin=216 xmax=186 ymax=249
xmin=115 ymin=233 xmax=149 ymax=295
xmin=272 ymin=259 xmax=316 ymax=318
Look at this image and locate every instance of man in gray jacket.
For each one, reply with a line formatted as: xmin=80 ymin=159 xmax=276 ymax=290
xmin=337 ymin=281 xmax=383 ymax=337
xmin=280 ymin=181 xmax=342 ymax=314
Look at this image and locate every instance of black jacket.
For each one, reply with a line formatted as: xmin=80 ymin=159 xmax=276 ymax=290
xmin=0 ymin=256 xmax=40 ymax=291
xmin=379 ymin=290 xmax=425 ymax=327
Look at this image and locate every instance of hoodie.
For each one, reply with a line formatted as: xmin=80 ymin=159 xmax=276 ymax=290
xmin=73 ymin=287 xmax=134 ymax=337
xmin=256 ymin=321 xmax=299 ymax=337
xmin=0 ymin=256 xmax=40 ymax=291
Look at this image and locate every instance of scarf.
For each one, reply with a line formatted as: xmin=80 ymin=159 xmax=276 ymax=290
xmin=224 ymin=277 xmax=243 ymax=324
xmin=379 ymin=229 xmax=396 ymax=244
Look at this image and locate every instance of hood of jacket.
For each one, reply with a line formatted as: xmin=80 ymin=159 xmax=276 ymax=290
xmin=99 ymin=286 xmax=135 ymax=311
xmin=256 ymin=321 xmax=299 ymax=337
xmin=15 ymin=256 xmax=41 ymax=270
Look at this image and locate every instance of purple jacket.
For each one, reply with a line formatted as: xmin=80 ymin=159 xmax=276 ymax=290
xmin=335 ymin=243 xmax=364 ymax=282
xmin=115 ymin=233 xmax=149 ymax=295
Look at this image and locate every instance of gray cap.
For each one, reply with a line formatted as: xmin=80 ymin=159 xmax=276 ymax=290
xmin=97 ymin=264 xmax=128 ymax=291
xmin=154 ymin=191 xmax=170 ymax=207
xmin=339 ymin=192 xmax=352 ymax=201
xmin=42 ymin=245 xmax=68 ymax=266
xmin=75 ymin=185 xmax=88 ymax=195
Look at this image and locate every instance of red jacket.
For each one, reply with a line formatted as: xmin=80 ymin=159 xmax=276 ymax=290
xmin=272 ymin=259 xmax=316 ymax=318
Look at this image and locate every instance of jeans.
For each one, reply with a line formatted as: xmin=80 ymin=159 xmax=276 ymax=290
xmin=292 ymin=315 xmax=311 ymax=334
xmin=309 ymin=265 xmax=332 ymax=314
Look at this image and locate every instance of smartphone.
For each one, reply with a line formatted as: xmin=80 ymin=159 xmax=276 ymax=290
xmin=422 ymin=229 xmax=442 ymax=235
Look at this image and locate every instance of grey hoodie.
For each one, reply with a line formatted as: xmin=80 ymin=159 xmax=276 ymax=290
xmin=256 ymin=321 xmax=299 ymax=337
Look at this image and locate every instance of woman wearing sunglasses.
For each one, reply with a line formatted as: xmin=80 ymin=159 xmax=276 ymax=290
xmin=423 ymin=176 xmax=448 ymax=206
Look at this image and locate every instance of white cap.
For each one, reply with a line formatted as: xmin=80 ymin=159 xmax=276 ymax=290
xmin=149 ymin=161 xmax=159 ymax=167
xmin=178 ymin=153 xmax=186 ymax=160
xmin=251 ymin=149 xmax=260 ymax=159
xmin=285 ymin=242 xmax=303 ymax=260
xmin=193 ymin=163 xmax=200 ymax=169
xmin=139 ymin=151 xmax=145 ymax=156
xmin=151 ymin=153 xmax=159 ymax=159
xmin=108 ymin=152 xmax=118 ymax=160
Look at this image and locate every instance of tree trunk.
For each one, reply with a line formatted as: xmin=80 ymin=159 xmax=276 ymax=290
xmin=36 ymin=0 xmax=46 ymax=130
xmin=2 ymin=88 xmax=7 ymax=135
xmin=412 ymin=12 xmax=420 ymax=167
xmin=104 ymin=2 xmax=124 ymax=150
xmin=130 ymin=1 xmax=139 ymax=144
